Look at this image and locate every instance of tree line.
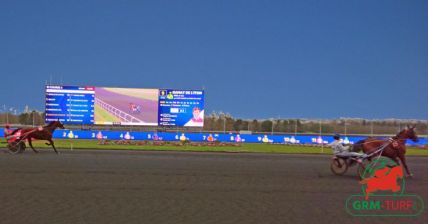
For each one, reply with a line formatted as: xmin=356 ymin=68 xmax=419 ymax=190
xmin=1 ymin=111 xmax=427 ymax=135
xmin=202 ymin=112 xmax=428 ymax=135
xmin=0 ymin=111 xmax=45 ymax=126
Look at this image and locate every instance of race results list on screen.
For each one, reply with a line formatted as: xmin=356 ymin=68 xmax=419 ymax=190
xmin=45 ymin=86 xmax=95 ymax=124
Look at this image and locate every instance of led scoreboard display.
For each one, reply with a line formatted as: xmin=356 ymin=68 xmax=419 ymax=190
xmin=45 ymin=86 xmax=95 ymax=124
xmin=44 ymin=86 xmax=205 ymax=127
xmin=158 ymin=89 xmax=204 ymax=127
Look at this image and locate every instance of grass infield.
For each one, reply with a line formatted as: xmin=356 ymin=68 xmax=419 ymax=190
xmin=1 ymin=138 xmax=427 ymax=156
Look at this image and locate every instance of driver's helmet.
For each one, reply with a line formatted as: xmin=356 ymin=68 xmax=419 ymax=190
xmin=5 ymin=124 xmax=10 ymax=129
xmin=333 ymin=133 xmax=341 ymax=140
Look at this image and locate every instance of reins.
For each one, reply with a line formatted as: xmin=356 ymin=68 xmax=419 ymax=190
xmin=362 ymin=141 xmax=392 ymax=170
xmin=358 ymin=133 xmax=413 ymax=169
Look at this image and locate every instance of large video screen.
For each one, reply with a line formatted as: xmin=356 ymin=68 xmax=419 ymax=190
xmin=45 ymin=86 xmax=204 ymax=127
xmin=158 ymin=89 xmax=204 ymax=127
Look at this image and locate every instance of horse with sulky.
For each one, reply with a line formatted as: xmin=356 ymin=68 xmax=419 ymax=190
xmin=352 ymin=125 xmax=419 ymax=177
xmin=8 ymin=120 xmax=65 ymax=154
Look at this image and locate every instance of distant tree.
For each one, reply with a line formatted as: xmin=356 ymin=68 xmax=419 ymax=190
xmin=233 ymin=119 xmax=243 ymax=131
xmin=18 ymin=113 xmax=30 ymax=125
xmin=322 ymin=124 xmax=334 ymax=134
xmin=203 ymin=114 xmax=216 ymax=131
xmin=33 ymin=111 xmax=44 ymax=125
xmin=261 ymin=120 xmax=272 ymax=133
xmin=242 ymin=120 xmax=250 ymax=131
xmin=251 ymin=119 xmax=260 ymax=132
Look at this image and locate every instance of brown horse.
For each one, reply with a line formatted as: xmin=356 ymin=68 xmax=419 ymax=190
xmin=352 ymin=125 xmax=418 ymax=177
xmin=11 ymin=121 xmax=65 ymax=154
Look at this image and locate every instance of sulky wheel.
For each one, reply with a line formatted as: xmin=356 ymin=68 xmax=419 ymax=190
xmin=7 ymin=141 xmax=26 ymax=154
xmin=330 ymin=157 xmax=348 ymax=175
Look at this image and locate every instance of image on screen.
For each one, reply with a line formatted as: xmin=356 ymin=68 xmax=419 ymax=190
xmin=94 ymin=87 xmax=159 ymax=126
xmin=158 ymin=89 xmax=204 ymax=127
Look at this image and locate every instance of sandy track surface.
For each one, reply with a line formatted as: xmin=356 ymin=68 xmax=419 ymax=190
xmin=0 ymin=149 xmax=426 ymax=224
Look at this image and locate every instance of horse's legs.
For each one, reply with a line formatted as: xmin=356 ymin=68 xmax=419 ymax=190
xmin=389 ymin=156 xmax=399 ymax=165
xmin=27 ymin=138 xmax=39 ymax=153
xmin=48 ymin=139 xmax=59 ymax=154
xmin=398 ymin=154 xmax=412 ymax=177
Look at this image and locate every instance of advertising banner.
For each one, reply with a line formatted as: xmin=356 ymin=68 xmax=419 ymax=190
xmin=1 ymin=128 xmax=426 ymax=146
xmin=45 ymin=129 xmax=427 ymax=146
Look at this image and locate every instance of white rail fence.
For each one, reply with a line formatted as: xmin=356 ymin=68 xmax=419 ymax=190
xmin=95 ymin=98 xmax=143 ymax=123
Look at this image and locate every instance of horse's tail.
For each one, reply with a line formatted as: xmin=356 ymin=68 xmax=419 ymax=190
xmin=351 ymin=139 xmax=366 ymax=152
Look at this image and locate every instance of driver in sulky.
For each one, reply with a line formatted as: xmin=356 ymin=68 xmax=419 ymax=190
xmin=329 ymin=133 xmax=365 ymax=158
xmin=3 ymin=124 xmax=14 ymax=140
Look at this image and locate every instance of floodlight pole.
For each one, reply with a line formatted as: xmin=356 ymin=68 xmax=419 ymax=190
xmin=1 ymin=105 xmax=3 ymax=124
xmin=223 ymin=116 xmax=226 ymax=133
xmin=32 ymin=111 xmax=35 ymax=127
xmin=320 ymin=120 xmax=323 ymax=152
xmin=6 ymin=107 xmax=12 ymax=124
xmin=344 ymin=119 xmax=347 ymax=136
xmin=286 ymin=119 xmax=289 ymax=133
xmin=294 ymin=119 xmax=297 ymax=136
xmin=271 ymin=118 xmax=274 ymax=135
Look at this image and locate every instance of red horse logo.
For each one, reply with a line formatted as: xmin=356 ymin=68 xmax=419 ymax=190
xmin=360 ymin=166 xmax=404 ymax=200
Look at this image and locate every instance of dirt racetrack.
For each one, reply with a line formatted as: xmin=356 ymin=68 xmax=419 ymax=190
xmin=0 ymin=149 xmax=426 ymax=224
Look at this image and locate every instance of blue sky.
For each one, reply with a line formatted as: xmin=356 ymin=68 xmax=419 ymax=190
xmin=0 ymin=0 xmax=427 ymax=119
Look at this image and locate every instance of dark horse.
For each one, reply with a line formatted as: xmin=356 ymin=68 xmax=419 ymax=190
xmin=352 ymin=125 xmax=418 ymax=177
xmin=11 ymin=121 xmax=65 ymax=154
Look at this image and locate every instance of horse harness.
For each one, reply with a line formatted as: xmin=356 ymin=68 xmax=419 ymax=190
xmin=10 ymin=126 xmax=48 ymax=141
xmin=389 ymin=137 xmax=406 ymax=150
